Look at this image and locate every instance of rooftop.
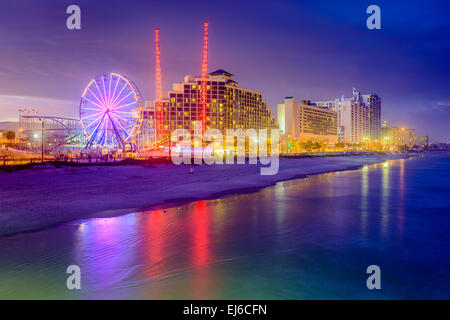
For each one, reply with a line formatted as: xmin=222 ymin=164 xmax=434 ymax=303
xmin=209 ymin=69 xmax=233 ymax=77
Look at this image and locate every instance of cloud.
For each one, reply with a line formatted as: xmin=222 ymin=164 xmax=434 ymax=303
xmin=433 ymin=101 xmax=450 ymax=112
xmin=0 ymin=95 xmax=79 ymax=122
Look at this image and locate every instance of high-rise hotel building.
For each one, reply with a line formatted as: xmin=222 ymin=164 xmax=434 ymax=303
xmin=146 ymin=69 xmax=277 ymax=137
xmin=314 ymin=88 xmax=381 ymax=144
xmin=277 ymin=97 xmax=338 ymax=144
xmin=362 ymin=92 xmax=381 ymax=140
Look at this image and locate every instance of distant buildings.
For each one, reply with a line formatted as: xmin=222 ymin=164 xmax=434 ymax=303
xmin=414 ymin=134 xmax=429 ymax=146
xmin=277 ymin=97 xmax=338 ymax=145
xmin=314 ymin=88 xmax=381 ymax=144
xmin=276 ymin=88 xmax=383 ymax=150
xmin=384 ymin=126 xmax=415 ymax=147
xmin=381 ymin=121 xmax=429 ymax=148
xmin=138 ymin=72 xmax=430 ymax=153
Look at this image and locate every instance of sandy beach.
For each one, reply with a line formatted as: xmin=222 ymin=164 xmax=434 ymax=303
xmin=0 ymin=154 xmax=410 ymax=236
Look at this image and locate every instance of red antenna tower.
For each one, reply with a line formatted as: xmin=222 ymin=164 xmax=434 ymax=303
xmin=155 ymin=28 xmax=163 ymax=137
xmin=200 ymin=21 xmax=209 ymax=132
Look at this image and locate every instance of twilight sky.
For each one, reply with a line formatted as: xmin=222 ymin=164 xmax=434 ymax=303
xmin=0 ymin=0 xmax=449 ymax=141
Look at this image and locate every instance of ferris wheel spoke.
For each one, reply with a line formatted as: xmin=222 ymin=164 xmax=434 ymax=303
xmin=109 ymin=109 xmax=126 ymax=123
xmin=101 ymin=75 xmax=108 ymax=106
xmin=112 ymin=101 xmax=137 ymax=111
xmin=82 ymin=107 xmax=104 ymax=112
xmin=108 ymin=116 xmax=121 ymax=146
xmin=110 ymin=112 xmax=130 ymax=122
xmin=108 ymin=74 xmax=113 ymax=106
xmin=115 ymin=119 xmax=131 ymax=138
xmin=86 ymin=114 xmax=106 ymax=147
xmin=98 ymin=128 xmax=106 ymax=146
xmin=110 ymin=75 xmax=121 ymax=106
xmin=107 ymin=114 xmax=125 ymax=146
xmin=113 ymin=110 xmax=132 ymax=113
xmin=113 ymin=118 xmax=128 ymax=132
xmin=112 ymin=111 xmax=132 ymax=117
xmin=105 ymin=114 xmax=109 ymax=145
xmin=99 ymin=115 xmax=108 ymax=146
xmin=86 ymin=112 xmax=104 ymax=125
xmin=84 ymin=113 xmax=105 ymax=130
xmin=110 ymin=112 xmax=129 ymax=123
xmin=112 ymin=91 xmax=134 ymax=109
xmin=82 ymin=110 xmax=105 ymax=120
xmin=87 ymin=88 xmax=104 ymax=107
xmin=112 ymin=112 xmax=129 ymax=130
xmin=83 ymin=97 xmax=104 ymax=110
xmin=110 ymin=83 xmax=128 ymax=107
xmin=94 ymin=80 xmax=106 ymax=105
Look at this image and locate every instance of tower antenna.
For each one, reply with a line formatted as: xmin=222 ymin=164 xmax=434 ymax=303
xmin=155 ymin=28 xmax=163 ymax=137
xmin=200 ymin=21 xmax=209 ymax=132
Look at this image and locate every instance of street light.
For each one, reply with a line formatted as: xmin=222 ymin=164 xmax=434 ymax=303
xmin=39 ymin=118 xmax=44 ymax=163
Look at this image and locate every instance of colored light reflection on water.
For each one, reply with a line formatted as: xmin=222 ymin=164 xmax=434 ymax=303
xmin=0 ymin=154 xmax=449 ymax=299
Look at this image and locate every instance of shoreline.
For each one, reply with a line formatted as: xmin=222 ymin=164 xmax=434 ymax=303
xmin=0 ymin=154 xmax=414 ymax=236
xmin=0 ymin=151 xmax=415 ymax=172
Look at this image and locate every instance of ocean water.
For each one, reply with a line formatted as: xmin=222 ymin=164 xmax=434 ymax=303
xmin=0 ymin=153 xmax=449 ymax=299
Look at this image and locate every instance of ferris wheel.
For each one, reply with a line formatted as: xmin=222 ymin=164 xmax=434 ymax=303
xmin=80 ymin=73 xmax=143 ymax=148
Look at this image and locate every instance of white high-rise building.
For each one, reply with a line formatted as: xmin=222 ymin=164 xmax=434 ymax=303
xmin=313 ymin=88 xmax=381 ymax=144
xmin=277 ymin=97 xmax=295 ymax=135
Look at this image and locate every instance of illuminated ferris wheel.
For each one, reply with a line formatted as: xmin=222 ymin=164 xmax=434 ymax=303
xmin=80 ymin=73 xmax=142 ymax=148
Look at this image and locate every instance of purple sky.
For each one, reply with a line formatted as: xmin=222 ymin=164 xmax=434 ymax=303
xmin=0 ymin=0 xmax=449 ymax=141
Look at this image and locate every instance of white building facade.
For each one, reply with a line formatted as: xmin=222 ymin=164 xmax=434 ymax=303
xmin=313 ymin=88 xmax=381 ymax=144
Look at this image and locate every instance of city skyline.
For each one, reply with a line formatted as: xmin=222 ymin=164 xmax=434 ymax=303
xmin=1 ymin=1 xmax=450 ymax=303
xmin=0 ymin=0 xmax=449 ymax=141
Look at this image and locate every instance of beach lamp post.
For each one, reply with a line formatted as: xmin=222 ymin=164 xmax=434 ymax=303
xmin=39 ymin=118 xmax=44 ymax=163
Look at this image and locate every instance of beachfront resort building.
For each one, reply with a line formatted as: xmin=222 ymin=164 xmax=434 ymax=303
xmin=277 ymin=97 xmax=338 ymax=148
xmin=143 ymin=69 xmax=277 ymax=138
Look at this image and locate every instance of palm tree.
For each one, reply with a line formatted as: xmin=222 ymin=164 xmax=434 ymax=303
xmin=5 ymin=131 xmax=15 ymax=144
